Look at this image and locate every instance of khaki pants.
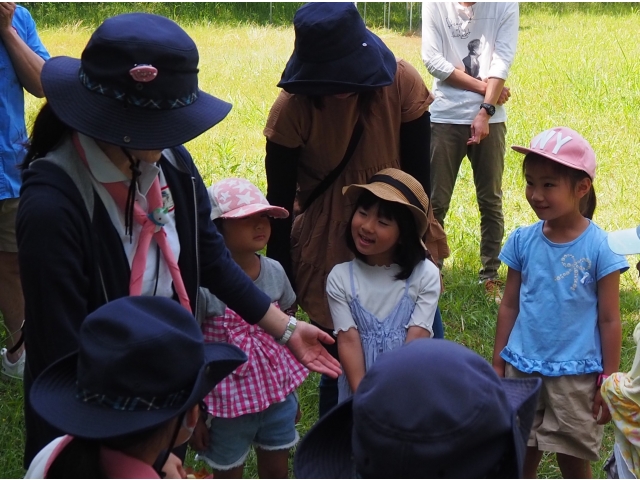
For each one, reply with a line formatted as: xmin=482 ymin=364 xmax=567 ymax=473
xmin=430 ymin=122 xmax=506 ymax=281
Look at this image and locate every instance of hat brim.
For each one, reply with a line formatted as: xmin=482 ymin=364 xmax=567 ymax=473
xmin=30 ymin=342 xmax=246 ymax=440
xmin=501 ymin=377 xmax=542 ymax=478
xmin=293 ymin=377 xmax=542 ymax=479
xmin=220 ymin=204 xmax=289 ymax=220
xmin=42 ymin=57 xmax=232 ymax=150
xmin=343 ymin=183 xmax=428 ymax=238
xmin=294 ymin=398 xmax=354 ymax=478
xmin=511 ymin=145 xmax=594 ymax=179
xmin=608 ymin=227 xmax=640 ymax=255
xmin=278 ymin=31 xmax=397 ymax=96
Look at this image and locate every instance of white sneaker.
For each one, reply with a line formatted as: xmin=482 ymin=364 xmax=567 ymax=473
xmin=1 ymin=347 xmax=25 ymax=380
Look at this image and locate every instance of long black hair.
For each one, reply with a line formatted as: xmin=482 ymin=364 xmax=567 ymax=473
xmin=346 ymin=190 xmax=426 ymax=280
xmin=523 ymin=153 xmax=597 ymax=219
xmin=21 ymin=102 xmax=71 ymax=170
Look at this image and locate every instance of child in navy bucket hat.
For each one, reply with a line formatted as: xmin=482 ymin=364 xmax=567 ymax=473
xmin=24 ymin=296 xmax=247 ymax=479
xmin=294 ymin=339 xmax=541 ymax=478
xmin=17 ymin=12 xmax=340 ymax=467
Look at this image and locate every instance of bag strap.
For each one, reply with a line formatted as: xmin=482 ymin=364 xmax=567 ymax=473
xmin=302 ymin=117 xmax=364 ymax=212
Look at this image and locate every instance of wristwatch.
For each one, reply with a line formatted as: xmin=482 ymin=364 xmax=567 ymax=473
xmin=276 ymin=316 xmax=298 ymax=345
xmin=480 ymin=103 xmax=496 ymax=116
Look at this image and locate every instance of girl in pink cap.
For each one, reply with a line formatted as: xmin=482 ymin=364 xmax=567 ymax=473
xmin=492 ymin=127 xmax=628 ymax=477
xmin=190 ymin=178 xmax=308 ymax=479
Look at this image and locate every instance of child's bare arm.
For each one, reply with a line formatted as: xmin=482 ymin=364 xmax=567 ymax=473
xmin=406 ymin=326 xmax=431 ymax=342
xmin=594 ymin=270 xmax=622 ymax=424
xmin=337 ymin=328 xmax=366 ymax=393
xmin=492 ymin=267 xmax=521 ymax=377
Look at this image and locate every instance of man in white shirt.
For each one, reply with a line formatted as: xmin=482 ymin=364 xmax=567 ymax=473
xmin=422 ymin=2 xmax=518 ymax=299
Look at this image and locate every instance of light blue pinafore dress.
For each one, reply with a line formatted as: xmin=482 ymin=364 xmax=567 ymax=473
xmin=337 ymin=261 xmax=417 ymax=402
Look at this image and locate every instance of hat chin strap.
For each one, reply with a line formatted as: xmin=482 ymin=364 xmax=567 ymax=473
xmin=155 ymin=411 xmax=187 ymax=479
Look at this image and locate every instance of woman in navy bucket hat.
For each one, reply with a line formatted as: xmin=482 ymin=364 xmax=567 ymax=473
xmin=264 ymin=2 xmax=449 ymax=417
xmin=16 ymin=12 xmax=340 ymax=467
xmin=25 ymin=296 xmax=247 ymax=478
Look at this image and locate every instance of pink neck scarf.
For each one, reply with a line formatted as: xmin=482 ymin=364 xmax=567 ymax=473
xmin=72 ymin=133 xmax=191 ymax=312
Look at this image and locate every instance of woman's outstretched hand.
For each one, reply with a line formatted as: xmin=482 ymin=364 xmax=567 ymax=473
xmin=287 ymin=321 xmax=341 ymax=378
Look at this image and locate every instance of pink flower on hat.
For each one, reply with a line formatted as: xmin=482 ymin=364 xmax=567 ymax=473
xmin=512 ymin=126 xmax=596 ymax=179
xmin=208 ymin=178 xmax=289 ymax=221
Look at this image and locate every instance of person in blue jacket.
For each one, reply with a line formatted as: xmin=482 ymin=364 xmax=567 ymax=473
xmin=16 ymin=13 xmax=340 ymax=468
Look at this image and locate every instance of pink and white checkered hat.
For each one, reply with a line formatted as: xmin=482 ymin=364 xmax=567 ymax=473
xmin=207 ymin=178 xmax=289 ymax=221
xmin=512 ymin=126 xmax=596 ymax=179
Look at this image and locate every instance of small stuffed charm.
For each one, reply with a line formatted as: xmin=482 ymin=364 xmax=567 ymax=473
xmin=149 ymin=207 xmax=169 ymax=232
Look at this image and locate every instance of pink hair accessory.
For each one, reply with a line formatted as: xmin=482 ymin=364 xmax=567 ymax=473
xmin=208 ymin=178 xmax=289 ymax=221
xmin=129 ymin=65 xmax=158 ymax=83
xmin=512 ymin=126 xmax=596 ymax=179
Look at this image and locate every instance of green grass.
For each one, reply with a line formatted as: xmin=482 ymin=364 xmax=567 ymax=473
xmin=2 ymin=3 xmax=640 ymax=478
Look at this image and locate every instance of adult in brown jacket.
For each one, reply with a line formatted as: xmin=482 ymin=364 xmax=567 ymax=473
xmin=264 ymin=2 xmax=449 ymax=417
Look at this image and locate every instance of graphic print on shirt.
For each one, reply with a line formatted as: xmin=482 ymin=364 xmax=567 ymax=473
xmin=445 ymin=10 xmax=482 ymax=79
xmin=554 ymin=254 xmax=592 ymax=291
xmin=462 ymin=39 xmax=482 ymax=79
xmin=446 ymin=15 xmax=471 ymax=39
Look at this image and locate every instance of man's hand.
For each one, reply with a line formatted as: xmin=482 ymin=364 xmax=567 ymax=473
xmin=497 ymin=86 xmax=511 ymax=105
xmin=287 ymin=321 xmax=341 ymax=378
xmin=0 ymin=2 xmax=16 ymax=35
xmin=467 ymin=109 xmax=491 ymax=145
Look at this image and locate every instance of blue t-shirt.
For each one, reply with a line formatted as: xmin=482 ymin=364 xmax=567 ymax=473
xmin=0 ymin=5 xmax=49 ymax=200
xmin=499 ymin=220 xmax=628 ymax=376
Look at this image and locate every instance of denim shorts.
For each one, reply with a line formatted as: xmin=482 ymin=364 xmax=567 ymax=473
xmin=196 ymin=393 xmax=299 ymax=470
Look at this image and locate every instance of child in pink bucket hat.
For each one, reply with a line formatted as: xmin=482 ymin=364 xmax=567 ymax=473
xmin=492 ymin=127 xmax=628 ymax=477
xmin=190 ymin=178 xmax=308 ymax=478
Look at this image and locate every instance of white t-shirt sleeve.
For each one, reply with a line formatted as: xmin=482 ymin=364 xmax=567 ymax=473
xmin=407 ymin=260 xmax=441 ymax=335
xmin=278 ymin=268 xmax=297 ymax=311
xmin=327 ymin=263 xmax=357 ymax=334
xmin=488 ymin=3 xmax=519 ymax=80
xmin=421 ymin=2 xmax=455 ymax=81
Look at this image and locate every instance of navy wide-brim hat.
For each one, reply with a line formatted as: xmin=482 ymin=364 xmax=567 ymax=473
xmin=30 ymin=296 xmax=247 ymax=440
xmin=278 ymin=2 xmax=397 ymax=96
xmin=41 ymin=13 xmax=232 ymax=150
xmin=294 ymin=339 xmax=542 ymax=478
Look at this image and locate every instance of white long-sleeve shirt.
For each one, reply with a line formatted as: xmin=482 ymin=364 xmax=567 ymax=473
xmin=422 ymin=2 xmax=519 ymax=124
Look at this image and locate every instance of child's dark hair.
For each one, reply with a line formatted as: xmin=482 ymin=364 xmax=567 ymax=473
xmin=523 ymin=153 xmax=597 ymax=219
xmin=346 ymin=190 xmax=425 ymax=280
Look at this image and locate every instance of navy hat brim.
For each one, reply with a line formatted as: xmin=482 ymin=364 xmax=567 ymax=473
xmin=294 ymin=398 xmax=354 ymax=478
xmin=42 ymin=56 xmax=232 ymax=150
xmin=30 ymin=342 xmax=246 ymax=440
xmin=293 ymin=377 xmax=542 ymax=479
xmin=277 ymin=30 xmax=397 ymax=96
xmin=502 ymin=377 xmax=543 ymax=478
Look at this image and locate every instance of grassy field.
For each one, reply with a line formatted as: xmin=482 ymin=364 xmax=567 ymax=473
xmin=2 ymin=3 xmax=640 ymax=478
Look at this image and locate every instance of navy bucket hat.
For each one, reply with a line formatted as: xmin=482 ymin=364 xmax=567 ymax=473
xmin=278 ymin=2 xmax=397 ymax=95
xmin=294 ymin=339 xmax=541 ymax=478
xmin=41 ymin=13 xmax=232 ymax=150
xmin=30 ymin=296 xmax=246 ymax=440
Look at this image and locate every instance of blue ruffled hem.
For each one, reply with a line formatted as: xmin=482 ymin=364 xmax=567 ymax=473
xmin=501 ymin=347 xmax=602 ymax=376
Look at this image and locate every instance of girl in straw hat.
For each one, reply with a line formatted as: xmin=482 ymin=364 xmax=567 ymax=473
xmin=327 ymin=169 xmax=441 ymax=402
xmin=16 ymin=12 xmax=339 ymax=466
